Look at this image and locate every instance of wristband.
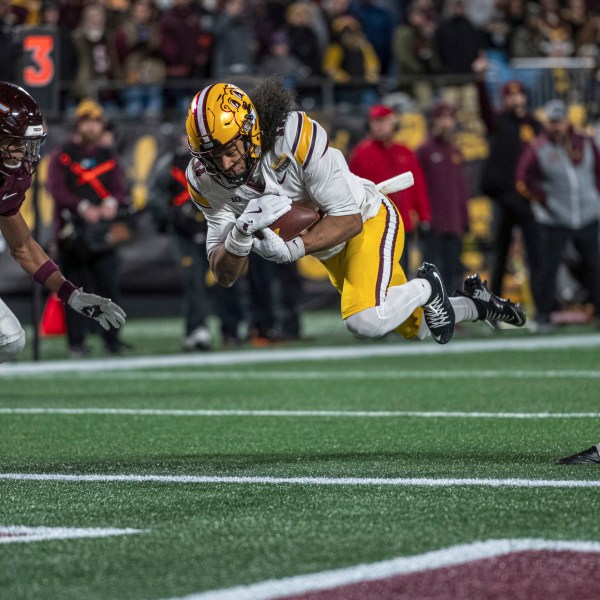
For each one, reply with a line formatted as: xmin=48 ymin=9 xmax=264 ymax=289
xmin=285 ymin=236 xmax=305 ymax=262
xmin=224 ymin=226 xmax=253 ymax=257
xmin=57 ymin=280 xmax=78 ymax=304
xmin=33 ymin=260 xmax=59 ymax=286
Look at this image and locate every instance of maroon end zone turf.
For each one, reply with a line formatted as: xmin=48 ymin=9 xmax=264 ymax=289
xmin=280 ymin=550 xmax=600 ymax=600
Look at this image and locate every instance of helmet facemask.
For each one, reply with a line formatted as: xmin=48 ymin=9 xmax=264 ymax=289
xmin=0 ymin=131 xmax=45 ymax=179
xmin=194 ymin=124 xmax=260 ymax=189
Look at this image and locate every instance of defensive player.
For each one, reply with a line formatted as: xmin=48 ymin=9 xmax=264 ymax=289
xmin=185 ymin=79 xmax=525 ymax=344
xmin=0 ymin=82 xmax=125 ymax=362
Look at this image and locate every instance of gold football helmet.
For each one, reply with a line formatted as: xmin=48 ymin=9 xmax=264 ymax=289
xmin=186 ymin=83 xmax=261 ymax=188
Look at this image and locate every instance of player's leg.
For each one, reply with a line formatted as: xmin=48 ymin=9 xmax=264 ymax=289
xmin=323 ymin=198 xmax=451 ymax=341
xmin=0 ymin=298 xmax=26 ymax=363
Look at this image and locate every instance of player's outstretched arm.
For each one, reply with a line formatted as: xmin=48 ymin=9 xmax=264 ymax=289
xmin=0 ymin=212 xmax=126 ymax=331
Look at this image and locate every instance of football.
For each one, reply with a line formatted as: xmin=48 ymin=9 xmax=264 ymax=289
xmin=268 ymin=202 xmax=320 ymax=241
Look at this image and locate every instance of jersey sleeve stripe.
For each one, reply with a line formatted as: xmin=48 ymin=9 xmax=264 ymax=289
xmin=187 ymin=179 xmax=211 ymax=208
xmin=291 ymin=112 xmax=303 ymax=156
xmin=294 ymin=112 xmax=314 ymax=167
xmin=302 ymin=126 xmax=318 ymax=170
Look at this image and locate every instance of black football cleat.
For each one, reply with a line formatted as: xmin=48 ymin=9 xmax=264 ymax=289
xmin=416 ymin=262 xmax=455 ymax=345
xmin=556 ymin=445 xmax=600 ymax=464
xmin=460 ymin=274 xmax=526 ymax=328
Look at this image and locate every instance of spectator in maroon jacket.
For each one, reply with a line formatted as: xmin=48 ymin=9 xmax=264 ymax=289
xmin=349 ymin=104 xmax=431 ymax=274
xmin=47 ymin=99 xmax=131 ymax=357
xmin=417 ymin=101 xmax=470 ymax=293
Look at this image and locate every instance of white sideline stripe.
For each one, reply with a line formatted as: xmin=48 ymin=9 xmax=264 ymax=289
xmin=29 ymin=369 xmax=600 ymax=380
xmin=1 ymin=472 xmax=600 ymax=489
xmin=1 ymin=408 xmax=600 ymax=419
xmin=165 ymin=538 xmax=600 ymax=600
xmin=1 ymin=334 xmax=599 ymax=376
xmin=0 ymin=526 xmax=145 ymax=544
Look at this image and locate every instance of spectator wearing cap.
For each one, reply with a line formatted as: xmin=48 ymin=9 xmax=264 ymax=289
xmin=47 ymin=99 xmax=131 ymax=357
xmin=416 ymin=101 xmax=470 ymax=292
xmin=473 ymin=54 xmax=543 ymax=315
xmin=516 ymin=99 xmax=600 ymax=331
xmin=349 ymin=104 xmax=431 ymax=274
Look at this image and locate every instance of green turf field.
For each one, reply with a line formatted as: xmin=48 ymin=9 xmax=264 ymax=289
xmin=1 ymin=324 xmax=600 ymax=599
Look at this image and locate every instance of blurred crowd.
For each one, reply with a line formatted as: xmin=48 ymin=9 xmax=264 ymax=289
xmin=3 ymin=0 xmax=600 ymax=116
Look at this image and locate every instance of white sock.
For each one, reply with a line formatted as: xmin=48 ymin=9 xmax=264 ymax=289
xmin=450 ymin=296 xmax=480 ymax=323
xmin=344 ymin=279 xmax=432 ymax=338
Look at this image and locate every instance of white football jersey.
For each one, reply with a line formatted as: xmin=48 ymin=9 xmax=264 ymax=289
xmin=186 ymin=111 xmax=383 ymax=260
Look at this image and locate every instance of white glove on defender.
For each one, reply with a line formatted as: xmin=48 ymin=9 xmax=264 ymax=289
xmin=252 ymin=228 xmax=305 ymax=264
xmin=67 ymin=290 xmax=126 ymax=331
xmin=225 ymin=195 xmax=292 ymax=257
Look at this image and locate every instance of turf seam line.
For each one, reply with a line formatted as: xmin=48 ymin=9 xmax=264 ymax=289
xmin=1 ymin=408 xmax=600 ymax=418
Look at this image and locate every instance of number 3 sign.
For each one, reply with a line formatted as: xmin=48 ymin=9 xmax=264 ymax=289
xmin=16 ymin=25 xmax=59 ymax=117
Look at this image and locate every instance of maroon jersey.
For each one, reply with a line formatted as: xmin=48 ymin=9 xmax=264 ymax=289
xmin=0 ymin=174 xmax=32 ymax=217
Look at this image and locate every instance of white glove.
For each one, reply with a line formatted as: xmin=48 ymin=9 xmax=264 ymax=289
xmin=67 ymin=289 xmax=126 ymax=331
xmin=225 ymin=195 xmax=292 ymax=256
xmin=252 ymin=228 xmax=305 ymax=264
xmin=237 ymin=195 xmax=292 ymax=235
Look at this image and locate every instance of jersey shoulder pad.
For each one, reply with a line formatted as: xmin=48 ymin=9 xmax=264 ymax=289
xmin=186 ymin=159 xmax=212 ymax=208
xmin=282 ymin=111 xmax=329 ymax=170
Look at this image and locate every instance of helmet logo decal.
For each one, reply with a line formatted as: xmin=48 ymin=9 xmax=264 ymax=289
xmin=0 ymin=102 xmax=9 ymax=115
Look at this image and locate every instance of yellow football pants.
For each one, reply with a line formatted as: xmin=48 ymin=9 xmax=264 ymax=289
xmin=322 ymin=198 xmax=423 ymax=339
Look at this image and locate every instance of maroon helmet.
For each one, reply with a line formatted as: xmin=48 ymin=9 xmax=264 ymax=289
xmin=0 ymin=82 xmax=46 ymax=179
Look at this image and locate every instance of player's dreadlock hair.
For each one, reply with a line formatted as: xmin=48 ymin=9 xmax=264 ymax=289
xmin=251 ymin=77 xmax=297 ymax=153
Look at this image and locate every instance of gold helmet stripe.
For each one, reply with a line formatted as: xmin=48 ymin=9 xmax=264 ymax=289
xmin=195 ymin=84 xmax=215 ymax=140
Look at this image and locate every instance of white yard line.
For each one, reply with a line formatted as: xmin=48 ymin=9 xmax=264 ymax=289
xmin=19 ymin=369 xmax=600 ymax=380
xmin=0 ymin=472 xmax=599 ymax=488
xmin=1 ymin=407 xmax=599 ymax=419
xmin=0 ymin=526 xmax=145 ymax=544
xmin=162 ymin=538 xmax=600 ymax=600
xmin=0 ymin=334 xmax=599 ymax=377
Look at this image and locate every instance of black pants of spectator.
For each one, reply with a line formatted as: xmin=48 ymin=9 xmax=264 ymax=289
xmin=170 ymin=234 xmax=211 ymax=336
xmin=536 ymin=220 xmax=600 ymax=322
xmin=421 ymin=231 xmax=464 ymax=293
xmin=211 ymin=278 xmax=246 ymax=344
xmin=490 ymin=191 xmax=542 ymax=308
xmin=58 ymin=246 xmax=123 ymax=350
xmin=248 ymin=257 xmax=302 ymax=340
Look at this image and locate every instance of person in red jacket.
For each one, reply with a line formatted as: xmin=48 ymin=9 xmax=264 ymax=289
xmin=349 ymin=104 xmax=431 ymax=274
